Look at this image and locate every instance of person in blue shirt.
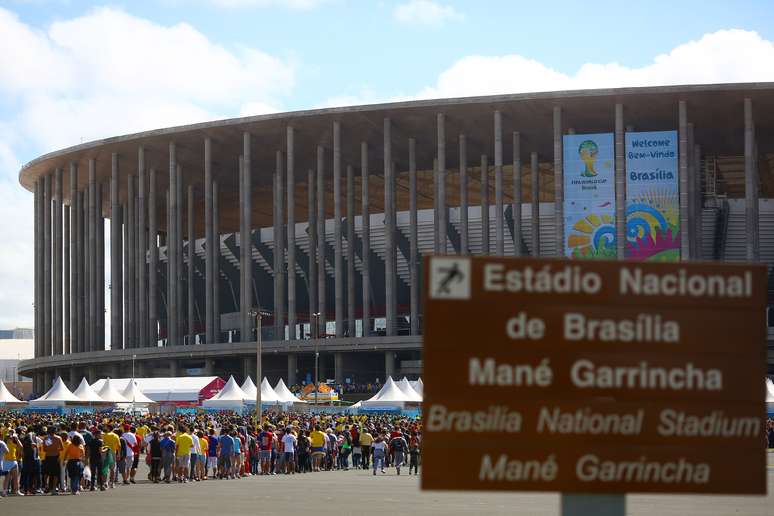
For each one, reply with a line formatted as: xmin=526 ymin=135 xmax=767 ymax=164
xmin=206 ymin=428 xmax=219 ymax=479
xmin=159 ymin=432 xmax=176 ymax=483
xmin=231 ymin=429 xmax=242 ymax=478
xmin=218 ymin=430 xmax=234 ymax=479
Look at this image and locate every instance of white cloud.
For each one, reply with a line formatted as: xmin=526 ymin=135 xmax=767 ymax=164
xmin=0 ymin=6 xmax=295 ymax=329
xmin=393 ymin=0 xmax=463 ymax=27
xmin=417 ymin=29 xmax=774 ymax=98
xmin=205 ymin=0 xmax=326 ymax=8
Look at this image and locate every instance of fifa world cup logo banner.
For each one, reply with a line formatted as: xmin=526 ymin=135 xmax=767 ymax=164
xmin=563 ymin=133 xmax=616 ymax=259
xmin=625 ymin=130 xmax=680 ymax=261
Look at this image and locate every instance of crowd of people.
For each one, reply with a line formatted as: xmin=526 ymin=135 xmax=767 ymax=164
xmin=0 ymin=410 xmax=421 ymax=497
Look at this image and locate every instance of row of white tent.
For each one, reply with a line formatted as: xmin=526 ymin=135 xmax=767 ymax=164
xmin=350 ymin=377 xmax=423 ymax=410
xmin=202 ymin=376 xmax=304 ymax=410
xmin=0 ymin=377 xmax=156 ymax=408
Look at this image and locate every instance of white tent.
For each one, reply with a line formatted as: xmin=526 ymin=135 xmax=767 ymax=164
xmin=361 ymin=377 xmax=408 ymax=408
xmin=397 ymin=377 xmax=423 ymax=402
xmin=30 ymin=376 xmax=82 ymax=406
xmin=274 ymin=378 xmax=306 ymax=403
xmin=121 ymin=380 xmax=157 ymax=405
xmin=249 ymin=377 xmax=282 ymax=404
xmin=0 ymin=381 xmax=26 ymax=407
xmin=202 ymin=376 xmax=249 ymax=410
xmin=241 ymin=376 xmax=258 ymax=399
xmin=91 ymin=377 xmax=223 ymax=403
xmin=410 ymin=378 xmax=423 ymax=397
xmin=95 ymin=378 xmax=129 ymax=403
xmin=73 ymin=378 xmax=107 ymax=404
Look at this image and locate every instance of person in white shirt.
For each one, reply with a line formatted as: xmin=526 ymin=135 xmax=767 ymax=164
xmin=190 ymin=430 xmax=202 ymax=481
xmin=281 ymin=430 xmax=297 ymax=475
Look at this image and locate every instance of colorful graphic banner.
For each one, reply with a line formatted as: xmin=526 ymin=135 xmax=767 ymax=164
xmin=563 ymin=133 xmax=616 ymax=259
xmin=625 ymin=130 xmax=680 ymax=261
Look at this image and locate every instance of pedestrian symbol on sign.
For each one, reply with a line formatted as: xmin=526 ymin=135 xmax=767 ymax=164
xmin=430 ymin=257 xmax=471 ymax=300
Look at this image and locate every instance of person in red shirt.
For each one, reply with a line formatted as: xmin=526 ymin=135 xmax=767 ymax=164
xmin=258 ymin=424 xmax=273 ymax=475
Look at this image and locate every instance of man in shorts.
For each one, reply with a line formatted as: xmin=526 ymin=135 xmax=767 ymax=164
xmin=281 ymin=427 xmax=296 ymax=475
xmin=258 ymin=424 xmax=273 ymax=475
xmin=175 ymin=426 xmax=193 ymax=483
xmin=42 ymin=426 xmax=63 ymax=494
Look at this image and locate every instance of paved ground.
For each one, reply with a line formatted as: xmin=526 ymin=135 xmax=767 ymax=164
xmin=3 ymin=457 xmax=773 ymax=516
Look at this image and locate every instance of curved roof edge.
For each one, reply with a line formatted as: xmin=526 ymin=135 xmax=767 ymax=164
xmin=17 ymin=81 xmax=774 ymax=189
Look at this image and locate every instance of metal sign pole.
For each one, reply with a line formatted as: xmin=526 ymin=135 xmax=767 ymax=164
xmin=561 ymin=494 xmax=625 ymax=516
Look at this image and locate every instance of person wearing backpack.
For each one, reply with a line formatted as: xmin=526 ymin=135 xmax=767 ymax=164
xmin=389 ymin=431 xmax=408 ymax=475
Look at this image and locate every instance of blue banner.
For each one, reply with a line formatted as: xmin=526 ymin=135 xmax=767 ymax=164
xmin=563 ymin=133 xmax=616 ymax=258
xmin=625 ymin=130 xmax=680 ymax=261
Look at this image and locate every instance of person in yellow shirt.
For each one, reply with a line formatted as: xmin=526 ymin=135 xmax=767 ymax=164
xmin=102 ymin=427 xmax=120 ymax=488
xmin=309 ymin=425 xmax=327 ymax=472
xmin=2 ymin=431 xmax=22 ymax=496
xmin=175 ymin=426 xmax=194 ymax=483
xmin=359 ymin=427 xmax=373 ymax=470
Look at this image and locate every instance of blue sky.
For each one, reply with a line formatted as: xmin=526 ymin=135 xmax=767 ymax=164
xmin=1 ymin=0 xmax=774 ymax=328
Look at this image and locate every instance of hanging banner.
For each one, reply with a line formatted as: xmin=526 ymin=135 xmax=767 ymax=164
xmin=563 ymin=133 xmax=616 ymax=259
xmin=625 ymin=131 xmax=680 ymax=261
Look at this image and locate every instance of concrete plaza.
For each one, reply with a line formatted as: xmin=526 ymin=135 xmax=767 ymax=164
xmin=2 ymin=455 xmax=773 ymax=516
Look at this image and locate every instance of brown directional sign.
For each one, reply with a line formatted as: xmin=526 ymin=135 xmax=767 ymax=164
xmin=421 ymin=256 xmax=768 ymax=495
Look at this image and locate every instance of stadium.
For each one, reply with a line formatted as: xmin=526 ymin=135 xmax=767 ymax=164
xmin=16 ymin=82 xmax=774 ymax=395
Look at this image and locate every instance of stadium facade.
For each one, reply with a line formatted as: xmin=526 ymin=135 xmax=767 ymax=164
xmin=17 ymin=83 xmax=774 ymax=394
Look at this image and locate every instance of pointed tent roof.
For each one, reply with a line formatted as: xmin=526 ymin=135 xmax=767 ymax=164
xmin=397 ymin=377 xmax=423 ymax=402
xmin=31 ymin=376 xmax=81 ymax=404
xmin=96 ymin=378 xmax=129 ymax=403
xmin=214 ymin=376 xmax=250 ymax=401
xmin=766 ymin=378 xmax=774 ymax=403
xmin=241 ymin=376 xmax=258 ymax=399
xmin=274 ymin=378 xmax=305 ymax=403
xmin=410 ymin=378 xmax=423 ymax=396
xmin=0 ymin=381 xmax=26 ymax=405
xmin=259 ymin=377 xmax=282 ymax=403
xmin=73 ymin=378 xmax=107 ymax=403
xmin=121 ymin=380 xmax=157 ymax=404
xmin=365 ymin=377 xmax=408 ymax=403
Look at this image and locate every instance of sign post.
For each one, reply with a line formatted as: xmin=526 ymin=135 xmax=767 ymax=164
xmin=422 ymin=256 xmax=767 ymax=511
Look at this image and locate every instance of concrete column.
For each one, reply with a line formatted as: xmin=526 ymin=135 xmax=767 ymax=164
xmin=333 ymin=121 xmax=343 ymax=338
xmin=203 ymin=358 xmax=215 ymax=376
xmin=384 ymin=351 xmax=395 ymax=381
xmin=694 ymin=144 xmax=703 ymax=259
xmin=615 ymin=104 xmax=625 ymax=260
xmin=204 ymin=138 xmax=214 ymax=345
xmin=273 ymin=151 xmax=284 ymax=339
xmin=243 ymin=132 xmax=253 ymax=341
xmin=433 ymin=158 xmax=439 ymax=254
xmin=64 ymin=169 xmax=71 ymax=354
xmin=480 ymin=155 xmax=489 ymax=255
xmin=110 ymin=155 xmax=121 ymax=349
xmin=176 ymin=165 xmax=183 ymax=345
xmin=531 ymin=152 xmax=540 ymax=256
xmin=138 ymin=148 xmax=147 ymax=348
xmin=169 ymin=360 xmax=178 ymax=377
xmin=287 ymin=354 xmax=297 ymax=385
xmin=287 ymin=126 xmax=296 ymax=340
xmin=239 ymin=156 xmax=246 ymax=342
xmin=53 ymin=168 xmax=63 ymax=355
xmin=334 ymin=352 xmax=344 ymax=385
xmin=437 ymin=113 xmax=447 ymax=254
xmin=83 ymin=180 xmax=90 ymax=352
xmin=553 ymin=106 xmax=563 ymax=257
xmin=316 ymin=145 xmax=327 ymax=335
xmin=212 ymin=181 xmax=221 ymax=340
xmin=346 ymin=164 xmax=356 ymax=336
xmin=494 ymin=111 xmax=504 ymax=255
xmin=97 ymin=184 xmax=105 ymax=350
xmin=360 ymin=142 xmax=370 ymax=337
xmin=513 ymin=132 xmax=522 ymax=256
xmin=34 ymin=179 xmax=41 ymax=358
xmin=168 ymin=143 xmax=178 ymax=345
xmin=276 ymin=150 xmax=285 ymax=339
xmin=384 ymin=118 xmax=396 ymax=336
xmin=68 ymin=167 xmax=77 ymax=353
xmin=678 ymin=101 xmax=689 ymax=261
xmin=459 ymin=134 xmax=468 ymax=255
xmin=308 ymin=167 xmax=317 ymax=335
xmin=127 ymin=174 xmax=136 ymax=348
xmin=744 ymin=98 xmax=758 ymax=261
xmin=409 ymin=138 xmax=419 ymax=336
xmin=123 ymin=194 xmax=131 ymax=349
xmin=687 ymin=123 xmax=695 ymax=259
xmin=187 ymin=185 xmax=195 ymax=344
xmin=43 ymin=174 xmax=51 ymax=356
xmin=88 ymin=160 xmax=97 ymax=351
xmin=77 ymin=191 xmax=85 ymax=353
xmin=148 ymin=168 xmax=158 ymax=346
